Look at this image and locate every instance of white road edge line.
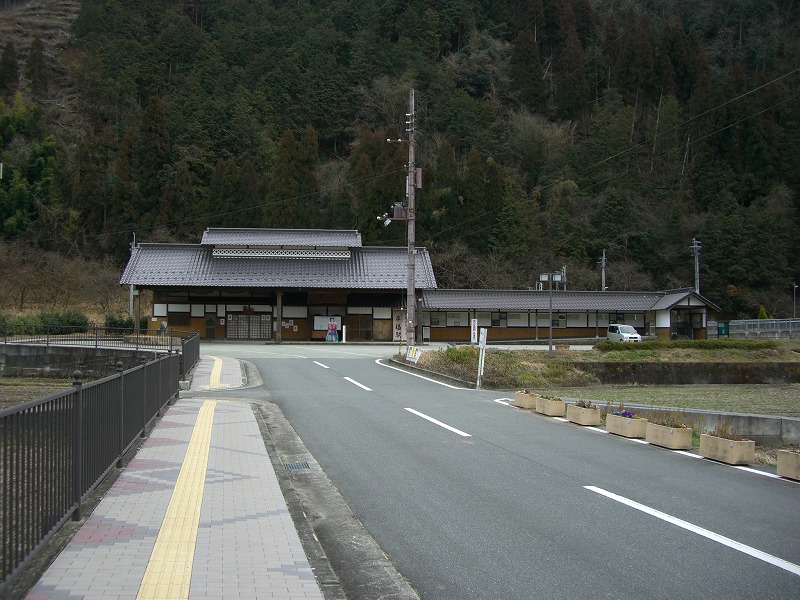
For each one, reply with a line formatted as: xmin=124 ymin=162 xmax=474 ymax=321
xmin=343 ymin=377 xmax=372 ymax=391
xmin=585 ymin=485 xmax=800 ymax=577
xmin=313 ymin=361 xmax=330 ymax=369
xmin=734 ymin=465 xmax=783 ymax=479
xmin=404 ymin=408 xmax=472 ymax=437
xmin=673 ymin=450 xmax=703 ymax=459
xmin=375 ymin=359 xmax=467 ymax=389
xmin=494 ymin=398 xmax=513 ymax=406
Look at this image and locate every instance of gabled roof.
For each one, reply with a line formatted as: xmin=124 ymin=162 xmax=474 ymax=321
xmin=421 ymin=288 xmax=720 ymax=312
xmin=650 ymin=288 xmax=722 ymax=312
xmin=200 ymin=228 xmax=362 ymax=248
xmin=119 ymin=244 xmax=437 ymax=290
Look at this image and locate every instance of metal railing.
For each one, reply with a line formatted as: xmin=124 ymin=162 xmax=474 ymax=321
xmin=0 ymin=349 xmax=193 ymax=592
xmin=1 ymin=323 xmax=191 ymax=352
xmin=709 ymin=319 xmax=800 ymax=339
xmin=181 ymin=333 xmax=200 ymax=380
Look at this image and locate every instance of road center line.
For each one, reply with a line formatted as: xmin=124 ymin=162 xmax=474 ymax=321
xmin=404 ymin=408 xmax=471 ymax=437
xmin=313 ymin=361 xmax=329 ymax=369
xmin=585 ymin=485 xmax=800 ymax=577
xmin=343 ymin=377 xmax=372 ymax=391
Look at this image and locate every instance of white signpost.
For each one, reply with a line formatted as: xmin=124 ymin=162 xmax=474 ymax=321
xmin=476 ymin=328 xmax=487 ymax=389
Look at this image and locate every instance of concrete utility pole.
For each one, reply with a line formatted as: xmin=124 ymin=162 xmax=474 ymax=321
xmin=690 ymin=238 xmax=702 ymax=294
xmin=379 ymin=89 xmax=420 ymax=347
xmin=598 ymin=249 xmax=607 ymax=291
xmin=405 ymin=89 xmax=417 ymax=348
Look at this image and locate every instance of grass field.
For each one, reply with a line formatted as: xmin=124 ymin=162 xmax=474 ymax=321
xmin=413 ymin=340 xmax=800 ymax=419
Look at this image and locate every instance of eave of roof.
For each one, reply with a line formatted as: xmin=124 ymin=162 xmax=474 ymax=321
xmin=119 ymin=244 xmax=436 ymax=290
xmin=420 ymin=289 xmax=703 ymax=312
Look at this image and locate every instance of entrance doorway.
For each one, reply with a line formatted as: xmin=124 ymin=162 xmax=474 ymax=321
xmin=205 ymin=317 xmax=216 ymax=339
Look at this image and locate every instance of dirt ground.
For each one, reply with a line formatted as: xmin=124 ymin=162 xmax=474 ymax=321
xmin=0 ymin=380 xmax=72 ymax=410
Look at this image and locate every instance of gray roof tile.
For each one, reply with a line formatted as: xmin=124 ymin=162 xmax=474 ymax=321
xmin=200 ymin=228 xmax=362 ymax=247
xmin=120 ymin=244 xmax=436 ymax=290
xmin=421 ymin=289 xmax=670 ymax=311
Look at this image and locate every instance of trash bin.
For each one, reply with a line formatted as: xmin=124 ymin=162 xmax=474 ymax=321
xmin=717 ymin=322 xmax=729 ymax=337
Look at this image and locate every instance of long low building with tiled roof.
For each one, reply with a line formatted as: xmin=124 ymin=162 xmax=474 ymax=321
xmin=419 ymin=288 xmax=720 ymax=342
xmin=120 ymin=228 xmax=719 ymax=342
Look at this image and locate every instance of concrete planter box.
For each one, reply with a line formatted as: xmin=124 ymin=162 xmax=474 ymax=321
xmin=699 ymin=434 xmax=755 ymax=465
xmin=536 ymin=397 xmax=566 ymax=417
xmin=645 ymin=422 xmax=693 ymax=450
xmin=566 ymin=404 xmax=601 ymax=426
xmin=777 ymin=450 xmax=800 ymax=480
xmin=514 ymin=392 xmax=539 ymax=409
xmin=605 ymin=414 xmax=648 ymax=438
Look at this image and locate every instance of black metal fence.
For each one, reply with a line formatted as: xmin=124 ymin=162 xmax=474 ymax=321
xmin=1 ymin=323 xmax=200 ymax=351
xmin=180 ymin=333 xmax=200 ymax=380
xmin=0 ymin=350 xmax=191 ymax=593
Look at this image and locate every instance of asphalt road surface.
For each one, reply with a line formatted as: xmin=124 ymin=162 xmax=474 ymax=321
xmin=204 ymin=342 xmax=800 ymax=600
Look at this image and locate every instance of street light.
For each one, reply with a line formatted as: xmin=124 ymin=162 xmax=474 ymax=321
xmin=540 ymin=271 xmax=563 ymax=358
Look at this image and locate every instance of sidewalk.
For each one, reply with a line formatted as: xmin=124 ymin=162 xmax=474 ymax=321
xmin=27 ymin=355 xmax=326 ymax=600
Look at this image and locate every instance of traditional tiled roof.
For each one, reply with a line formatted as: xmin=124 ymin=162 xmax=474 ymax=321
xmin=650 ymin=288 xmax=722 ymax=312
xmin=200 ymin=228 xmax=362 ymax=248
xmin=420 ymin=289 xmax=712 ymax=312
xmin=119 ymin=244 xmax=437 ymax=290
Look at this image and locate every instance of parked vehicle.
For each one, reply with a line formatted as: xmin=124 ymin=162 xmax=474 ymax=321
xmin=607 ymin=324 xmax=642 ymax=342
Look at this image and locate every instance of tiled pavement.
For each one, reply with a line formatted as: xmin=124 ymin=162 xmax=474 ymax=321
xmin=27 ymin=356 xmax=325 ymax=600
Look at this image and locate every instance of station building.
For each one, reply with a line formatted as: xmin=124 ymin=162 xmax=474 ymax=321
xmin=119 ymin=228 xmax=719 ymax=343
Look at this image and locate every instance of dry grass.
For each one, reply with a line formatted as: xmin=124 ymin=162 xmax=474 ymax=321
xmin=548 ymin=383 xmax=800 ymax=418
xmin=0 ymin=378 xmax=72 ymax=410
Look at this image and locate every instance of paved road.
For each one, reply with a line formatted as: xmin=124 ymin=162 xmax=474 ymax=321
xmin=207 ymin=342 xmax=800 ymax=599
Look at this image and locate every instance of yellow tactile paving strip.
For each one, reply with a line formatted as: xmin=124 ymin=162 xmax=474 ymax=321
xmin=207 ymin=355 xmax=222 ymax=388
xmin=136 ymin=400 xmax=217 ymax=600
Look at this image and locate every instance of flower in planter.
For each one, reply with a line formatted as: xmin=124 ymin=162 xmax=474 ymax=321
xmin=575 ymin=399 xmax=595 ymax=409
xmin=611 ymin=410 xmax=638 ymax=419
xmin=649 ymin=408 xmax=690 ymax=429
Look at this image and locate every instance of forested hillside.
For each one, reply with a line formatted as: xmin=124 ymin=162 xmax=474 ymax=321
xmin=1 ymin=0 xmax=798 ymax=318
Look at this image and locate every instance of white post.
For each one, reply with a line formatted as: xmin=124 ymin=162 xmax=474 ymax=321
xmin=476 ymin=328 xmax=487 ymax=389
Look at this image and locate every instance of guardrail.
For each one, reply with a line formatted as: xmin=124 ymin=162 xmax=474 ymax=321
xmin=0 ymin=345 xmax=197 ymax=592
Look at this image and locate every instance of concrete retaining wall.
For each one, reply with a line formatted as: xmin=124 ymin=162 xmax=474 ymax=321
xmin=1 ymin=345 xmax=158 ymax=378
xmin=578 ymin=362 xmax=800 ymax=385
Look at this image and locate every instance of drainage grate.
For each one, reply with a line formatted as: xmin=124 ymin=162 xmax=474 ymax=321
xmin=283 ymin=461 xmax=311 ymax=471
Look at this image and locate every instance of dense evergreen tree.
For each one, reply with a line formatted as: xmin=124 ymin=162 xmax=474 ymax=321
xmin=24 ymin=38 xmax=49 ymax=99
xmin=0 ymin=41 xmax=18 ymax=98
xmin=510 ymin=28 xmax=546 ymax=110
xmin=0 ymin=0 xmax=797 ymax=317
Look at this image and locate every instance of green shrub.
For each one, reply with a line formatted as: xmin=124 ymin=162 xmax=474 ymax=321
xmin=594 ymin=338 xmax=777 ymax=352
xmin=444 ymin=345 xmax=479 ymax=366
xmin=104 ymin=315 xmax=149 ymax=333
xmin=0 ymin=311 xmax=89 ymax=335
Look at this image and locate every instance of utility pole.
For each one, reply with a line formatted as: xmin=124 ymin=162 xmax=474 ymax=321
xmin=690 ymin=238 xmax=702 ymax=294
xmin=379 ymin=90 xmax=419 ymax=347
xmin=598 ymin=250 xmax=607 ymax=291
xmin=405 ymin=89 xmax=417 ymax=348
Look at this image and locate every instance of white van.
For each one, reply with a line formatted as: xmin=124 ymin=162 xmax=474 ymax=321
xmin=607 ymin=324 xmax=642 ymax=342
